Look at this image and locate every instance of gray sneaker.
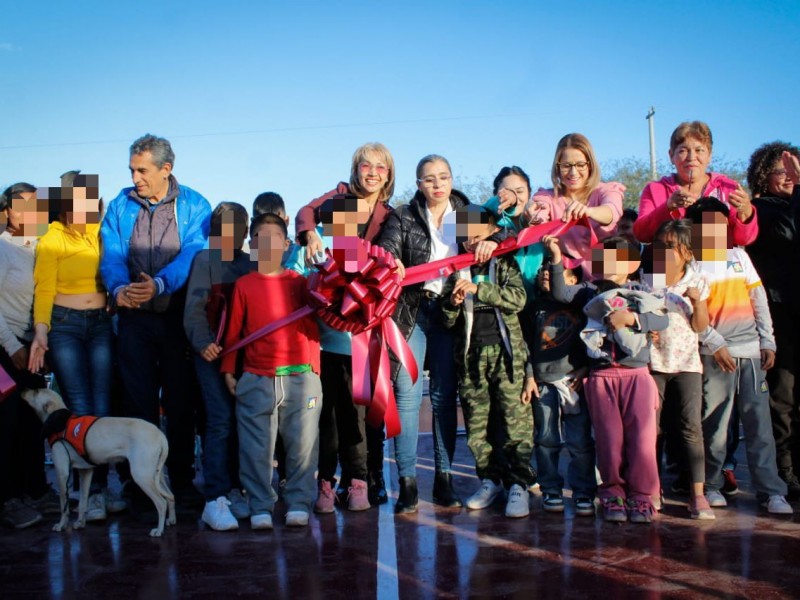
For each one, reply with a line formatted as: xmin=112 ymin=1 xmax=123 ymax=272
xmin=2 ymin=498 xmax=43 ymax=529
xmin=24 ymin=488 xmax=62 ymax=515
xmin=86 ymin=492 xmax=107 ymax=522
xmin=705 ymin=490 xmax=728 ymax=508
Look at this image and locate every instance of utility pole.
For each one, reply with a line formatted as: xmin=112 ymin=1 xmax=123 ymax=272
xmin=646 ymin=107 xmax=657 ymax=180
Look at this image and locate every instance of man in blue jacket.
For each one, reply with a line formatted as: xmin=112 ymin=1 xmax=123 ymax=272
xmin=101 ymin=134 xmax=211 ymax=509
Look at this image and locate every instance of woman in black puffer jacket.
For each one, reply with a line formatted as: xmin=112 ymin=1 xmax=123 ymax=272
xmin=378 ymin=154 xmax=500 ymax=513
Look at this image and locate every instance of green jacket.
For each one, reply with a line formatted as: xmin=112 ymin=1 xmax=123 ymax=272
xmin=441 ymin=255 xmax=529 ymax=383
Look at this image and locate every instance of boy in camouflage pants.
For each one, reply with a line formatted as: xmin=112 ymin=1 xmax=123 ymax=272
xmin=441 ymin=206 xmax=534 ymax=518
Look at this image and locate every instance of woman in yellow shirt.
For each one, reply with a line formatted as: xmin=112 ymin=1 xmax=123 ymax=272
xmin=29 ymin=173 xmax=114 ymax=521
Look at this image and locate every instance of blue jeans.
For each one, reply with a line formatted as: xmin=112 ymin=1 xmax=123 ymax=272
xmin=194 ymin=355 xmax=240 ymax=500
xmin=48 ymin=305 xmax=113 ymax=492
xmin=393 ymin=297 xmax=457 ymax=477
xmin=48 ymin=306 xmax=113 ymax=419
xmin=533 ymin=383 xmax=596 ymax=498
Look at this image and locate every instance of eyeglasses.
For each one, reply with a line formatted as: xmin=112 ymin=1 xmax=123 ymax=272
xmin=558 ymin=161 xmax=590 ymax=172
xmin=770 ymin=169 xmax=788 ymax=179
xmin=359 ymin=162 xmax=389 ymax=175
xmin=417 ymin=174 xmax=452 ymax=187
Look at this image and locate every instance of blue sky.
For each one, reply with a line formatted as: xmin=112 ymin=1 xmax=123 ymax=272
xmin=2 ymin=1 xmax=798 ymax=225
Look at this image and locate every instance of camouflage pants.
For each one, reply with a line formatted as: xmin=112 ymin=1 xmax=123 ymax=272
xmin=460 ymin=343 xmax=534 ymax=487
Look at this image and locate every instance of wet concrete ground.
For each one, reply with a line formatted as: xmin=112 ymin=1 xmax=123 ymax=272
xmin=1 ymin=410 xmax=799 ymax=599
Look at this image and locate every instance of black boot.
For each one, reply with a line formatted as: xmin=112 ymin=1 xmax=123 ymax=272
xmin=395 ymin=477 xmax=418 ymax=514
xmin=368 ymin=470 xmax=388 ymax=505
xmin=432 ymin=471 xmax=463 ymax=508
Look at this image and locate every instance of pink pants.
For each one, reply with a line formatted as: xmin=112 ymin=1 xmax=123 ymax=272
xmin=584 ymin=366 xmax=659 ymax=503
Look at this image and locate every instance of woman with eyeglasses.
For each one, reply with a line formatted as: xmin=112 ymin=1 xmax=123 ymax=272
xmin=526 ymin=133 xmax=624 ymax=276
xmin=744 ymin=142 xmax=800 ymax=500
xmin=378 ymin=154 xmax=499 ymax=513
xmin=294 ymin=143 xmax=396 ymax=512
xmin=634 ymin=121 xmax=757 ymax=245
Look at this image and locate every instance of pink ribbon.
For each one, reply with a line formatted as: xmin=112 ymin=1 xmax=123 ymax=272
xmin=222 ymin=217 xmax=585 ymax=438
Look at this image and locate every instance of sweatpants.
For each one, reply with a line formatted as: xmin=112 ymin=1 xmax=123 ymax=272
xmin=584 ymin=366 xmax=659 ymax=503
xmin=236 ymin=371 xmax=322 ymax=515
xmin=460 ymin=344 xmax=533 ymax=488
xmin=701 ymin=354 xmax=787 ymax=499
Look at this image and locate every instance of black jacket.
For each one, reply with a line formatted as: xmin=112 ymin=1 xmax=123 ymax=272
xmin=746 ymin=186 xmax=800 ymax=307
xmin=376 ymin=189 xmax=472 ymax=339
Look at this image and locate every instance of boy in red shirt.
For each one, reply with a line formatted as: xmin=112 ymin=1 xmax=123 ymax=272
xmin=221 ymin=213 xmax=321 ymax=529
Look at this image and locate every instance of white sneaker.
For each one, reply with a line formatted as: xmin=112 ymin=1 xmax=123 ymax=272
xmin=202 ymin=497 xmax=239 ymax=531
xmin=466 ymin=479 xmax=503 ymax=510
xmin=250 ymin=513 xmax=273 ymax=530
xmin=227 ymin=489 xmax=250 ymax=519
xmin=705 ymin=490 xmax=727 ymax=507
xmin=285 ymin=510 xmax=310 ymax=527
xmin=762 ymin=495 xmax=793 ymax=515
xmin=86 ymin=492 xmax=107 ymax=522
xmin=505 ymin=484 xmax=530 ymax=518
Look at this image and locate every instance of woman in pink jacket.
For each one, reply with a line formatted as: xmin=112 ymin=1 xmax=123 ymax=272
xmin=635 ymin=121 xmax=757 ymax=245
xmin=526 ymin=133 xmax=624 ymax=276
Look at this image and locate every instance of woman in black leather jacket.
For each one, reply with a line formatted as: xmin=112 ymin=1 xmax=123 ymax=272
xmin=377 ymin=154 xmax=499 ymax=513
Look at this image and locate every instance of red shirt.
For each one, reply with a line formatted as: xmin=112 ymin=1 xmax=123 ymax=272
xmin=220 ymin=270 xmax=320 ymax=377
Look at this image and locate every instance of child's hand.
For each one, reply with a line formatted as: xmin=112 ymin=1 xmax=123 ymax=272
xmin=450 ymin=278 xmax=477 ymax=305
xmin=520 ymin=376 xmax=539 ymax=405
xmin=201 ymin=342 xmax=222 ymax=362
xmin=569 ymin=367 xmax=588 ymax=393
xmin=713 ymin=346 xmax=737 ymax=373
xmin=648 ymin=330 xmax=661 ymax=346
xmin=606 ymin=310 xmax=634 ymax=332
xmin=683 ymin=287 xmax=701 ymax=303
xmin=761 ymin=349 xmax=776 ymax=371
xmin=472 ymin=240 xmax=497 ymax=264
xmin=304 ymin=230 xmax=323 ymax=260
xmin=224 ymin=373 xmax=238 ymax=397
xmin=542 ymin=235 xmax=562 ymax=263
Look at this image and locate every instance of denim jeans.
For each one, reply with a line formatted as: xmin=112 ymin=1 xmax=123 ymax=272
xmin=393 ymin=296 xmax=457 ymax=478
xmin=194 ymin=355 xmax=240 ymax=500
xmin=533 ymin=383 xmax=596 ymax=498
xmin=48 ymin=305 xmax=114 ymax=492
xmin=48 ymin=306 xmax=113 ymax=418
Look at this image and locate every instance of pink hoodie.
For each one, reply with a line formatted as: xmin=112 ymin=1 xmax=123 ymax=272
xmin=634 ymin=172 xmax=758 ymax=245
xmin=532 ymin=181 xmax=625 ymax=274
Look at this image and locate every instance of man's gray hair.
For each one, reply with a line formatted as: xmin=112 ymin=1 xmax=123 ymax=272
xmin=130 ymin=134 xmax=175 ymax=168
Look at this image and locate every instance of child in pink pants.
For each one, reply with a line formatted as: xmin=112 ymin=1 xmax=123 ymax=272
xmin=546 ymin=235 xmax=668 ymax=523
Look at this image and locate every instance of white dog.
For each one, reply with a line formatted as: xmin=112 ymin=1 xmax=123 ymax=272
xmin=22 ymin=388 xmax=176 ymax=537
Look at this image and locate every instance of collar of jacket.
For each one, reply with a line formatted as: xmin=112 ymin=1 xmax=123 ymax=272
xmin=129 ymin=175 xmax=180 ymax=209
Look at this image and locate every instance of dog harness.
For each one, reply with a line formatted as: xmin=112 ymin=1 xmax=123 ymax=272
xmin=47 ymin=414 xmax=100 ymax=462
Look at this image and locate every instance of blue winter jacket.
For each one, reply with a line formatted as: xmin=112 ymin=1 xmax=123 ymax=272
xmin=100 ymin=184 xmax=211 ymax=301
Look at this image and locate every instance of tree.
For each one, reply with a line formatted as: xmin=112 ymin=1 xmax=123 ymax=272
xmin=602 ymin=155 xmax=749 ymax=210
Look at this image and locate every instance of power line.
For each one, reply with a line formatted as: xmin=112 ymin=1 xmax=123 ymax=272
xmin=0 ymin=110 xmax=560 ymax=151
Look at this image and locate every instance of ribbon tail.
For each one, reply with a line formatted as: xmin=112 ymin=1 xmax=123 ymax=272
xmin=351 ymin=331 xmax=372 ymax=409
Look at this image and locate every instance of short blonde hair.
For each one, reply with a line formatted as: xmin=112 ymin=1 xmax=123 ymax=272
xmin=550 ymin=133 xmax=601 ymax=201
xmin=669 ymin=121 xmax=713 ymax=154
xmin=349 ymin=142 xmax=395 ymax=202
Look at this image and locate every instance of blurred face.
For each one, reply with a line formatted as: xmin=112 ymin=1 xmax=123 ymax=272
xmin=456 ymin=219 xmax=499 ymax=254
xmin=497 ymin=174 xmax=530 ymax=216
xmin=129 ymin=151 xmax=172 ymax=201
xmin=320 ymin=196 xmax=370 ymax=238
xmin=250 ymin=223 xmax=289 ymax=273
xmin=691 ymin=211 xmax=729 ymax=261
xmin=558 ymin=147 xmax=591 ymax=196
xmin=7 ymin=191 xmax=49 ymax=237
xmin=669 ymin=136 xmax=711 ymax=184
xmin=68 ymin=186 xmax=102 ymax=230
xmin=767 ymin=159 xmax=794 ymax=198
xmin=417 ymin=160 xmax=452 ymax=206
xmin=591 ymin=245 xmax=640 ymax=281
xmin=537 ymin=262 xmax=577 ymax=293
xmin=357 ymin=151 xmax=390 ymax=198
xmin=647 ymin=233 xmax=690 ymax=287
xmin=210 ymin=214 xmax=247 ymax=261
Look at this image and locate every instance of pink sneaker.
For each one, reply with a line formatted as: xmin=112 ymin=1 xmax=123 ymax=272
xmin=314 ymin=480 xmax=335 ymax=514
xmin=347 ymin=479 xmax=370 ymax=511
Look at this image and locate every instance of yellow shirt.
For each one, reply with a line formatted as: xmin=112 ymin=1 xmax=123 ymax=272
xmin=33 ymin=222 xmax=105 ymax=329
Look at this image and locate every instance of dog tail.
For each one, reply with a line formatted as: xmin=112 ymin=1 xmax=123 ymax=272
xmin=155 ymin=434 xmax=174 ymax=502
